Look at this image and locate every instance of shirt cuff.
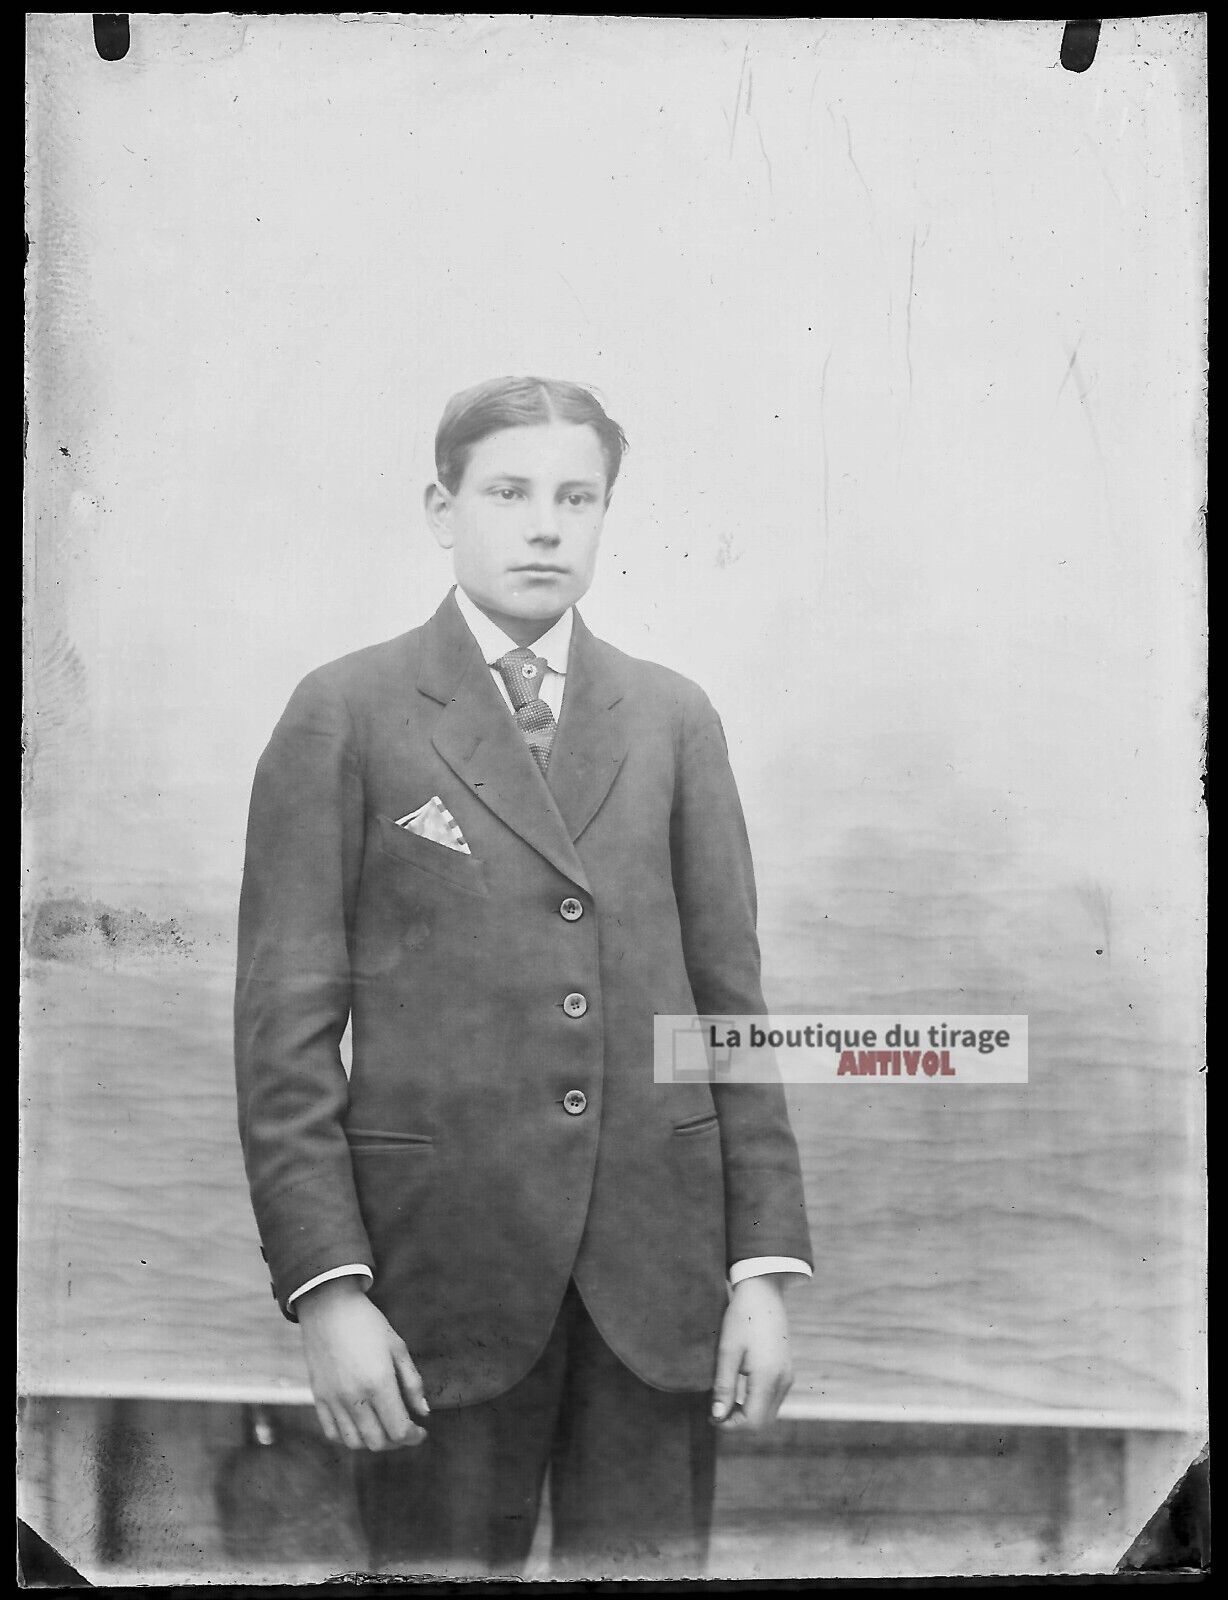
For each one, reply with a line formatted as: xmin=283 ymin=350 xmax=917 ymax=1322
xmin=728 ymin=1256 xmax=813 ymax=1286
xmin=286 ymin=1263 xmax=374 ymax=1307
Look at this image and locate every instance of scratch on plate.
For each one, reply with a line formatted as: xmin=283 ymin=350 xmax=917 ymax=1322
xmin=753 ymin=119 xmax=774 ymax=194
xmin=905 ymin=224 xmax=919 ymax=405
xmin=728 ymin=40 xmax=750 ymax=157
xmin=805 ymin=71 xmax=820 ymax=149
xmin=1056 ymin=332 xmax=1085 ymax=404
xmin=841 ymin=114 xmax=875 ymax=208
xmin=725 ymin=42 xmax=772 ymax=193
xmin=556 ymin=272 xmax=590 ymax=323
xmin=1057 ymin=335 xmax=1113 ymax=520
xmin=1060 ymin=338 xmax=1104 ymax=463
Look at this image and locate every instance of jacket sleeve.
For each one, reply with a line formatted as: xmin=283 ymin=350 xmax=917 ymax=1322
xmin=234 ymin=669 xmax=374 ymax=1317
xmin=670 ymin=688 xmax=814 ymax=1271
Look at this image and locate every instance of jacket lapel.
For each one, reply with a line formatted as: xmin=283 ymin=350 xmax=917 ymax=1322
xmin=547 ymin=609 xmax=629 ymax=844
xmin=419 ymin=592 xmax=595 ymax=892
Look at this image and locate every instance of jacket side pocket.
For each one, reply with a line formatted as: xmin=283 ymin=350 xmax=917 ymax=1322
xmin=673 ymin=1111 xmax=720 ymax=1137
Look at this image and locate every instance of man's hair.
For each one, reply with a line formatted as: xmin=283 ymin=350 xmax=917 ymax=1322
xmin=434 ymin=376 xmax=628 ymax=497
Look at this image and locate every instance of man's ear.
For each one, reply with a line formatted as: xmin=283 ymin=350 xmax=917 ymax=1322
xmin=424 ymin=482 xmax=454 ymax=550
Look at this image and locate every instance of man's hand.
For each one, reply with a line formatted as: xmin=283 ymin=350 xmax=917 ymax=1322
xmin=297 ymin=1278 xmax=430 ymax=1451
xmin=710 ymin=1275 xmax=793 ymax=1432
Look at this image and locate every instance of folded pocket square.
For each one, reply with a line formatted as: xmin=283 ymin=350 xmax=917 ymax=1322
xmin=393 ymin=796 xmax=471 ymax=854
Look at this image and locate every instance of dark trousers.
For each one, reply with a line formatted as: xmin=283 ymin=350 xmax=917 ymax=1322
xmin=354 ymin=1280 xmax=718 ymax=1578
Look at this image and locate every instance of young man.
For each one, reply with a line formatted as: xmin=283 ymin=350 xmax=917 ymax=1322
xmin=234 ymin=377 xmax=813 ymax=1578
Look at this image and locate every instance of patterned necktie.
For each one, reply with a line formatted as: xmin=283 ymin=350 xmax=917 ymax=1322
xmin=493 ymin=648 xmax=556 ymax=774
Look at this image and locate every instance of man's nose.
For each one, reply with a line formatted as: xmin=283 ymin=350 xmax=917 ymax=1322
xmin=528 ymin=498 xmax=561 ymax=541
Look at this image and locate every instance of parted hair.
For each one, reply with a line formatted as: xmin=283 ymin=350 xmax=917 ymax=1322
xmin=434 ymin=376 xmax=628 ymax=498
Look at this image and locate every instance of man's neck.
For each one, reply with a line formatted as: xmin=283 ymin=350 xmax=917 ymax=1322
xmin=464 ymin=594 xmax=565 ymax=649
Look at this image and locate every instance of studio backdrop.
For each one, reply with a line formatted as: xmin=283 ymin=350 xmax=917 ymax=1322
xmin=25 ymin=13 xmax=1204 ymax=1457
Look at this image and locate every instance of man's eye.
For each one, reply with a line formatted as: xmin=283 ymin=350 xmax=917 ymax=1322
xmin=566 ymin=493 xmax=593 ymax=507
xmin=494 ymin=487 xmax=521 ymax=501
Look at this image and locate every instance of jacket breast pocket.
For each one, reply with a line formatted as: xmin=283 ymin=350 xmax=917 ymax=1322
xmin=373 ymin=813 xmax=488 ymax=897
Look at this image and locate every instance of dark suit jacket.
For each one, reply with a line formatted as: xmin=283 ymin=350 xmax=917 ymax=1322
xmin=235 ymin=590 xmax=812 ymax=1407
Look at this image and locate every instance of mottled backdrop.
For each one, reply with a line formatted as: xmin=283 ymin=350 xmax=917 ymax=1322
xmin=24 ymin=16 xmax=1205 ymax=1434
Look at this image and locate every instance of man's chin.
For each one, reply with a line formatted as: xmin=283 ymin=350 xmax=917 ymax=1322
xmin=503 ymin=588 xmax=581 ymax=619
xmin=465 ymin=589 xmax=579 ymax=634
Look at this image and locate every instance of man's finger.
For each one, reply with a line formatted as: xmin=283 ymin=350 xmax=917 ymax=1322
xmin=772 ymin=1369 xmax=794 ymax=1418
xmin=314 ymin=1400 xmax=339 ymax=1444
xmin=330 ymin=1404 xmax=365 ymax=1453
xmin=370 ymin=1377 xmax=418 ymax=1448
xmin=347 ymin=1394 xmax=391 ymax=1453
xmin=753 ymin=1364 xmax=782 ymax=1430
xmin=710 ymin=1333 xmax=744 ymax=1422
xmin=741 ymin=1365 xmax=785 ymax=1431
xmin=392 ymin=1344 xmax=431 ymax=1421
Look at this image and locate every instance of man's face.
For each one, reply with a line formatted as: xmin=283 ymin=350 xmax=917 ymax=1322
xmin=426 ymin=422 xmax=609 ymax=643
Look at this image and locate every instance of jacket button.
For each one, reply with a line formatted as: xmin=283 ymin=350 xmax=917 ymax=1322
xmin=563 ymin=1090 xmax=587 ymax=1115
xmin=563 ymin=992 xmax=588 ymax=1018
xmin=559 ymin=898 xmax=584 ymax=921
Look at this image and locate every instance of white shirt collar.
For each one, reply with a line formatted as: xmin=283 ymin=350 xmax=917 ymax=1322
xmin=453 ymin=586 xmax=573 ymax=675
